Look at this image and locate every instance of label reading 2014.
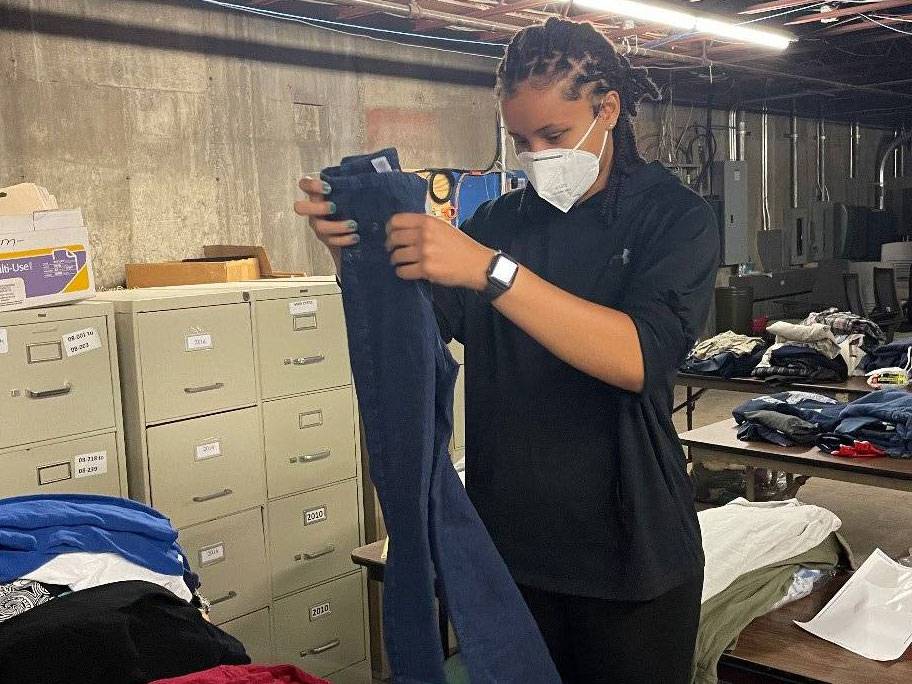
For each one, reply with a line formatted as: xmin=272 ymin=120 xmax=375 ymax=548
xmin=64 ymin=328 xmax=101 ymax=357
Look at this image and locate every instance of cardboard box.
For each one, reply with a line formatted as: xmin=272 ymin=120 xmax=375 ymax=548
xmin=0 ymin=209 xmax=95 ymax=312
xmin=203 ymin=245 xmax=305 ymax=278
xmin=126 ymin=257 xmax=261 ymax=289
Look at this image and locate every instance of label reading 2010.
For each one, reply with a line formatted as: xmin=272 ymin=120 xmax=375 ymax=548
xmin=310 ymin=601 xmax=332 ymax=621
xmin=304 ymin=506 xmax=327 ymax=526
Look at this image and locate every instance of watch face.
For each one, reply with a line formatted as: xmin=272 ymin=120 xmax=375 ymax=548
xmin=491 ymin=256 xmax=519 ymax=286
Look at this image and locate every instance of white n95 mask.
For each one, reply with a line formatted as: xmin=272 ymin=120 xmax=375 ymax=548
xmin=516 ymin=115 xmax=610 ymax=213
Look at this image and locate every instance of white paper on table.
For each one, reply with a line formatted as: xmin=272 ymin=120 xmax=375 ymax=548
xmin=795 ymin=548 xmax=912 ymax=661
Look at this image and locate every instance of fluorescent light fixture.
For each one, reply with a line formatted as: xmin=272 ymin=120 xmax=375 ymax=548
xmin=573 ymin=0 xmax=795 ymax=50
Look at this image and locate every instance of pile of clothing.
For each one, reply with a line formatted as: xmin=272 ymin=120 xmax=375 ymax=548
xmin=681 ymin=331 xmax=767 ymax=379
xmin=733 ymin=391 xmax=846 ymax=447
xmin=861 ymin=338 xmax=912 ymax=373
xmin=803 ymin=307 xmax=885 ymax=354
xmin=0 ymin=494 xmax=250 ymax=683
xmin=735 ymin=388 xmax=912 ymax=457
xmin=152 ymin=665 xmax=328 ymax=684
xmin=692 ymin=499 xmax=852 ymax=684
xmin=752 ymin=321 xmax=851 ymax=383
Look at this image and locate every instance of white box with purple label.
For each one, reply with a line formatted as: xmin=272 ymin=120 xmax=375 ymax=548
xmin=0 ymin=209 xmax=95 ymax=312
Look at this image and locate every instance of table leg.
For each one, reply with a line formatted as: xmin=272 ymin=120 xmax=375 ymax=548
xmin=686 ymin=386 xmax=694 ymax=431
xmin=745 ymin=467 xmax=757 ymax=501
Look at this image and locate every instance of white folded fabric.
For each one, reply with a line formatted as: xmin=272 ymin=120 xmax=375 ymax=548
xmin=20 ymin=552 xmax=192 ymax=602
xmin=699 ymin=498 xmax=842 ymax=603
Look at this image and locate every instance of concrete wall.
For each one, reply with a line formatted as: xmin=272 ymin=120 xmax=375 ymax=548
xmin=0 ymin=0 xmax=898 ymax=287
xmin=0 ymin=0 xmax=498 ymax=287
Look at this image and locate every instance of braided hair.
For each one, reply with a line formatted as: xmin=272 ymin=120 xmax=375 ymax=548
xmin=496 ymin=18 xmax=660 ymax=212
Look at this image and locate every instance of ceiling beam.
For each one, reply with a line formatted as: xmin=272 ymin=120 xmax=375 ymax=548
xmin=415 ymin=0 xmax=553 ymax=31
xmin=740 ymin=1 xmax=819 ymax=16
xmin=820 ymin=15 xmax=908 ymax=35
xmin=785 ymin=0 xmax=912 ymax=26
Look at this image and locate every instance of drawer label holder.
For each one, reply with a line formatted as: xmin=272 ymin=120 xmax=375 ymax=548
xmin=199 ymin=543 xmax=226 ymax=567
xmin=0 ymin=328 xmax=7 ymax=354
xmin=303 ymin=505 xmax=327 ymax=526
xmin=195 ymin=440 xmax=222 ymax=461
xmin=289 ymin=299 xmax=318 ymax=316
xmin=186 ymin=332 xmax=213 ymax=351
xmin=63 ymin=327 xmax=101 ymax=357
xmin=309 ymin=600 xmax=332 ymax=621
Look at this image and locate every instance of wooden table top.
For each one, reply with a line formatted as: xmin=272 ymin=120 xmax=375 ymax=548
xmin=723 ymin=573 xmax=912 ymax=683
xmin=680 ymin=419 xmax=912 ymax=482
xmin=676 ymin=373 xmax=872 ymax=398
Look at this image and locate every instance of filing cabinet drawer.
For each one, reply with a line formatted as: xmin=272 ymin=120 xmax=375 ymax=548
xmin=263 ymin=388 xmax=357 ymax=499
xmin=268 ymin=480 xmax=360 ymax=597
xmin=138 ymin=304 xmax=256 ymax=423
xmin=453 ymin=364 xmax=465 ymax=452
xmin=219 ymin=608 xmax=273 ymax=664
xmin=0 ymin=317 xmax=115 ymax=450
xmin=254 ymin=296 xmax=351 ymax=400
xmin=146 ymin=408 xmax=266 ymax=528
xmin=0 ymin=432 xmax=121 ymax=498
xmin=178 ymin=507 xmax=270 ymax=625
xmin=273 ymin=573 xmax=366 ymax=678
xmin=325 ymin=661 xmax=371 ymax=684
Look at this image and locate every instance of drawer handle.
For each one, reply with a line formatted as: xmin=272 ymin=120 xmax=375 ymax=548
xmin=209 ymin=590 xmax=238 ymax=606
xmin=295 ymin=544 xmax=336 ymax=562
xmin=301 ymin=639 xmax=341 ymax=657
xmin=26 ymin=383 xmax=72 ymax=399
xmin=192 ymin=488 xmax=233 ymax=503
xmin=296 ymin=449 xmax=331 ymax=464
xmin=285 ymin=354 xmax=325 ymax=366
xmin=184 ymin=382 xmax=225 ymax=394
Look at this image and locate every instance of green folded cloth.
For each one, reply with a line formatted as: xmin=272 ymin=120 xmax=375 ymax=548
xmin=691 ymin=532 xmax=852 ymax=684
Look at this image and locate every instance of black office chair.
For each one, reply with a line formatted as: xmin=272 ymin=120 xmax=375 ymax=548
xmin=843 ymin=273 xmax=865 ymax=317
xmin=872 ymin=267 xmax=903 ymax=342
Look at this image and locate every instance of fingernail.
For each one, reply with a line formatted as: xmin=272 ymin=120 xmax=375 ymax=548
xmin=322 ymin=182 xmax=332 ymax=194
xmin=351 ymin=235 xmax=361 ymax=244
xmin=347 ymin=221 xmax=358 ymax=232
xmin=328 ymin=202 xmax=337 ymax=214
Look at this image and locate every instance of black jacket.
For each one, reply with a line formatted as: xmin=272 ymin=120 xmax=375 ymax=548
xmin=433 ymin=162 xmax=718 ymax=600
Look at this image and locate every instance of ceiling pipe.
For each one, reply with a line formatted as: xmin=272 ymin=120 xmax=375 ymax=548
xmin=849 ymin=122 xmax=860 ymax=180
xmin=787 ymin=104 xmax=799 ymax=209
xmin=876 ymin=130 xmax=912 ymax=210
xmin=816 ymin=114 xmax=827 ymax=202
xmin=737 ymin=113 xmax=748 ymax=162
xmin=762 ymin=106 xmax=771 ymax=231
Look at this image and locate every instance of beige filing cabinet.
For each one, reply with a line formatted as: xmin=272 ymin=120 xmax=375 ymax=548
xmin=0 ymin=302 xmax=128 ymax=498
xmin=96 ymin=279 xmax=370 ymax=683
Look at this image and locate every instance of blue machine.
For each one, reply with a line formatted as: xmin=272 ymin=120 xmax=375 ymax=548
xmin=455 ymin=171 xmax=526 ymax=227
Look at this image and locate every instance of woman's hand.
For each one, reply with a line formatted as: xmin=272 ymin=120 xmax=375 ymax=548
xmin=385 ymin=213 xmax=494 ymax=290
xmin=294 ymin=177 xmax=359 ymax=270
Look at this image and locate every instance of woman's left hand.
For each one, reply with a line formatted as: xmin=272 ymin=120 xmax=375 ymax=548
xmin=385 ymin=213 xmax=494 ymax=290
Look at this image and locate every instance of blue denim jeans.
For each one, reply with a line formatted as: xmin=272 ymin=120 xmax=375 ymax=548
xmin=324 ymin=151 xmax=559 ymax=684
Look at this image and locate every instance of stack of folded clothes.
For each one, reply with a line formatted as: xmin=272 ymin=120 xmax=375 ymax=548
xmin=828 ymin=388 xmax=912 ymax=457
xmin=692 ymin=498 xmax=852 ymax=684
xmin=803 ymin=307 xmax=886 ymax=353
xmin=752 ymin=321 xmax=850 ymax=383
xmin=860 ymin=338 xmax=912 ymax=373
xmin=733 ymin=391 xmax=847 ymax=447
xmin=0 ymin=494 xmax=249 ymax=683
xmin=681 ymin=331 xmax=767 ymax=379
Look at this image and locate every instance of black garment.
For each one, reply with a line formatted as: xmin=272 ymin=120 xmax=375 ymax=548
xmin=752 ymin=346 xmax=848 ymax=383
xmin=732 ymin=392 xmax=846 ymax=432
xmin=737 ymin=410 xmax=821 ymax=447
xmin=433 ymin=161 xmax=718 ymax=600
xmin=518 ymin=575 xmax=703 ymax=684
xmin=0 ymin=581 xmax=248 ymax=683
xmin=680 ymin=344 xmax=766 ymax=379
xmin=861 ymin=339 xmax=912 ymax=372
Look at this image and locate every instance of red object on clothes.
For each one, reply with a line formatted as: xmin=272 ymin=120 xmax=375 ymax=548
xmin=150 ymin=665 xmax=330 ymax=684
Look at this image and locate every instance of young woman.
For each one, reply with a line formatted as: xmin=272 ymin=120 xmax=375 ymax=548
xmin=297 ymin=18 xmax=718 ymax=683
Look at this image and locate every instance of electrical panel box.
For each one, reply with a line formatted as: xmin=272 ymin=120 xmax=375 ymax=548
xmin=710 ymin=161 xmax=749 ymax=266
xmin=784 ymin=207 xmax=810 ymax=266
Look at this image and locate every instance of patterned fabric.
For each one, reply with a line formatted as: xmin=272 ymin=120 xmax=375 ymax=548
xmin=803 ymin=308 xmax=886 ymax=352
xmin=0 ymin=580 xmax=61 ymax=623
xmin=690 ymin=332 xmax=765 ymax=361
